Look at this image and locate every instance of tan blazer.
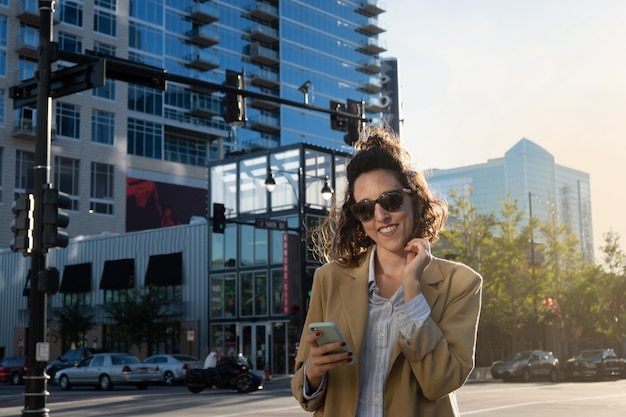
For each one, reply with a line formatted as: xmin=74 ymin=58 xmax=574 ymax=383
xmin=291 ymin=251 xmax=482 ymax=417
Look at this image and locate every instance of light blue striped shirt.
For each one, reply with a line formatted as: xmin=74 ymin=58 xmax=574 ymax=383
xmin=356 ymin=247 xmax=431 ymax=417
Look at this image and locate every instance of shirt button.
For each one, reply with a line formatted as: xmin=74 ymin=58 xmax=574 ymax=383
xmin=379 ymin=332 xmax=385 ymax=337
xmin=374 ymin=397 xmax=380 ymax=404
xmin=398 ymin=312 xmax=405 ymax=318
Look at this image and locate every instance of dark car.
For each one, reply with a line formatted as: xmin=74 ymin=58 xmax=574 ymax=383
xmin=564 ymin=349 xmax=622 ymax=381
xmin=45 ymin=348 xmax=94 ymax=382
xmin=491 ymin=350 xmax=559 ymax=382
xmin=0 ymin=355 xmax=28 ymax=385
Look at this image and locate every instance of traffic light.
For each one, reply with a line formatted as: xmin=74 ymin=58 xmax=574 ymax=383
xmin=344 ymin=99 xmax=365 ymax=146
xmin=330 ymin=100 xmax=348 ymax=132
xmin=41 ymin=187 xmax=71 ymax=249
xmin=212 ymin=203 xmax=226 ymax=234
xmin=223 ymin=69 xmax=246 ymax=126
xmin=10 ymin=193 xmax=34 ymax=254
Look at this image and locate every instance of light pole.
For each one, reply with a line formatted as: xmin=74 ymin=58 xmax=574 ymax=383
xmin=264 ymin=167 xmax=333 ymax=328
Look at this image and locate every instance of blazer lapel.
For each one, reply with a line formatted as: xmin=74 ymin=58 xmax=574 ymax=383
xmin=339 ymin=254 xmax=370 ymax=356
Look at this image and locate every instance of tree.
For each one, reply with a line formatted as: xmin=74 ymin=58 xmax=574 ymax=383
xmin=50 ymin=303 xmax=96 ymax=351
xmin=600 ymin=229 xmax=626 ymax=275
xmin=103 ymin=286 xmax=182 ymax=357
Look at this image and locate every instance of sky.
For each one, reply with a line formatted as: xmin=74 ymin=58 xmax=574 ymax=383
xmin=382 ymin=0 xmax=626 ymax=259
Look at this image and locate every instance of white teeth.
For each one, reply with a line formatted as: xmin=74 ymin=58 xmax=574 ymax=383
xmin=379 ymin=225 xmax=396 ymax=233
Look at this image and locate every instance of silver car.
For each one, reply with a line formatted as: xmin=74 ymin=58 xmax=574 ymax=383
xmin=55 ymin=353 xmax=161 ymax=390
xmin=142 ymin=354 xmax=204 ymax=386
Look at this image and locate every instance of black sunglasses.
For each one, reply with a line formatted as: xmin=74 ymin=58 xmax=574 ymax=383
xmin=350 ymin=188 xmax=412 ymax=222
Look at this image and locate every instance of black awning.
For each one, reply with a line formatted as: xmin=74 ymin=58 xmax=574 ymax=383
xmin=99 ymin=259 xmax=135 ymax=290
xmin=59 ymin=263 xmax=92 ymax=293
xmin=145 ymin=252 xmax=182 ymax=286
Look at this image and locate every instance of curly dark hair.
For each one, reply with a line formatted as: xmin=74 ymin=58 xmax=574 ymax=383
xmin=315 ymin=125 xmax=448 ymax=266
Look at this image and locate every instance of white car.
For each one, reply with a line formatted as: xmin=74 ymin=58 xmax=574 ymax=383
xmin=142 ymin=354 xmax=204 ymax=386
xmin=55 ymin=353 xmax=161 ymax=390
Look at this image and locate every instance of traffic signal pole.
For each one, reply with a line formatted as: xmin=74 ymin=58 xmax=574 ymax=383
xmin=23 ymin=1 xmax=55 ymax=416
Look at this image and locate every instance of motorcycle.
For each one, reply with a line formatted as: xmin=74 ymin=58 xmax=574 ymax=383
xmin=185 ymin=354 xmax=264 ymax=394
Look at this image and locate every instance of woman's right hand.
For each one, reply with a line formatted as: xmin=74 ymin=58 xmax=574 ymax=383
xmin=303 ymin=331 xmax=353 ymax=391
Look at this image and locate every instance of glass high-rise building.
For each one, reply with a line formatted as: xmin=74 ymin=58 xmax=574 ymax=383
xmin=0 ymin=0 xmax=386 ymax=246
xmin=428 ymin=138 xmax=594 ymax=262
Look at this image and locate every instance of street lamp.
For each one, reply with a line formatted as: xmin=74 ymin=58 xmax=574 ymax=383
xmin=263 ymin=167 xmax=333 ymax=328
xmin=264 ymin=169 xmax=333 ymax=201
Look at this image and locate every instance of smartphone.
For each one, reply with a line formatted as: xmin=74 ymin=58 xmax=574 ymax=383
xmin=309 ymin=322 xmax=355 ymax=363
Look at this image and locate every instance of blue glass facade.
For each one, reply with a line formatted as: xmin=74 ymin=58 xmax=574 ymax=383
xmin=428 ymin=138 xmax=594 ymax=262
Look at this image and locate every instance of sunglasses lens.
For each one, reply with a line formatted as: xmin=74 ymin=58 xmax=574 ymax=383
xmin=351 ymin=202 xmax=375 ymax=222
xmin=379 ymin=192 xmax=404 ymax=211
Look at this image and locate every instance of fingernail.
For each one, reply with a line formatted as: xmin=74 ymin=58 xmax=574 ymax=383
xmin=341 ymin=342 xmax=346 ymax=346
xmin=348 ymin=352 xmax=353 ymax=356
xmin=316 ymin=332 xmax=321 ymax=336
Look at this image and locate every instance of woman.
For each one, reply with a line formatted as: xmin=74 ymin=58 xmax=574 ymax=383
xmin=291 ymin=126 xmax=482 ymax=417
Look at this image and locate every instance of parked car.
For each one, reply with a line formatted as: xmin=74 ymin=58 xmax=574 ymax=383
xmin=46 ymin=348 xmax=95 ymax=382
xmin=490 ymin=350 xmax=559 ymax=382
xmin=55 ymin=353 xmax=161 ymax=390
xmin=564 ymin=349 xmax=622 ymax=381
xmin=143 ymin=354 xmax=203 ymax=386
xmin=0 ymin=355 xmax=27 ymax=385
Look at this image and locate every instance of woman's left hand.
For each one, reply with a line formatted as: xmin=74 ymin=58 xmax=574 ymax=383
xmin=402 ymin=238 xmax=432 ymax=299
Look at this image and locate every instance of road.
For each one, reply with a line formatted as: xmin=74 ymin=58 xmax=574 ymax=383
xmin=0 ymin=377 xmax=625 ymax=416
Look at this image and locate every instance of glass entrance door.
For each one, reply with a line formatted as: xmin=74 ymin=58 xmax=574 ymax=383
xmin=240 ymin=323 xmax=267 ymax=372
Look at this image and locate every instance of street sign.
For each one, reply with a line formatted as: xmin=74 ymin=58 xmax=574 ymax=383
xmin=255 ymin=218 xmax=287 ymax=231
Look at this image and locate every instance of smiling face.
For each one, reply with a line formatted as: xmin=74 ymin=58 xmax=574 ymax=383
xmin=352 ymin=169 xmax=415 ymax=257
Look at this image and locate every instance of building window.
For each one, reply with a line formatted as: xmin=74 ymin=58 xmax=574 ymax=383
xmin=0 ymin=15 xmax=7 ymax=77
xmin=210 ymin=275 xmax=236 ymax=318
xmin=55 ymin=102 xmax=81 ymax=139
xmin=210 ymin=225 xmax=237 ymax=270
xmin=164 ymin=134 xmax=206 ymax=167
xmin=90 ymin=162 xmax=114 ymax=214
xmin=19 ymin=23 xmax=38 ymax=53
xmin=94 ymin=10 xmax=116 ymax=37
xmin=0 ymin=147 xmax=3 ymax=201
xmin=240 ymin=271 xmax=267 ymax=317
xmin=58 ymin=32 xmax=82 ymax=53
xmin=15 ymin=150 xmax=35 ymax=193
xmin=240 ymin=224 xmax=268 ymax=266
xmin=59 ymin=0 xmax=83 ymax=27
xmin=92 ymin=109 xmax=115 ymax=145
xmin=210 ymin=323 xmax=237 ymax=358
xmin=270 ymin=269 xmax=284 ymax=315
xmin=53 ymin=156 xmax=80 ymax=211
xmin=128 ymin=84 xmax=162 ymax=116
xmin=92 ymin=43 xmax=116 ymax=100
xmin=0 ymin=89 xmax=5 ymax=126
xmin=127 ymin=118 xmax=162 ymax=159
xmin=129 ymin=21 xmax=163 ymax=56
xmin=18 ymin=57 xmax=37 ymax=81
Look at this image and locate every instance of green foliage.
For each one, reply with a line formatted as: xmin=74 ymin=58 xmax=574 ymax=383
xmin=103 ymin=286 xmax=182 ymax=357
xmin=436 ymin=187 xmax=626 ymax=361
xmin=51 ymin=303 xmax=96 ymax=351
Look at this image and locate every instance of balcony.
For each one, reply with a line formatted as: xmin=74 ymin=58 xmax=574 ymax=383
xmin=186 ymin=50 xmax=220 ymax=71
xmin=357 ymin=76 xmax=383 ymax=94
xmin=249 ymin=96 xmax=280 ymax=111
xmin=248 ymin=114 xmax=280 ymax=134
xmin=13 ymin=117 xmax=36 ymax=140
xmin=357 ymin=38 xmax=387 ymax=55
xmin=16 ymin=35 xmax=38 ymax=59
xmin=247 ymin=42 xmax=279 ymax=67
xmin=365 ymin=96 xmax=384 ymax=113
xmin=245 ymin=2 xmax=279 ymax=22
xmin=358 ymin=57 xmax=382 ymax=74
xmin=190 ymin=94 xmax=222 ymax=118
xmin=188 ymin=2 xmax=219 ymax=24
xmin=187 ymin=26 xmax=220 ymax=47
xmin=248 ymin=68 xmax=280 ymax=89
xmin=356 ymin=0 xmax=386 ymax=17
xmin=357 ymin=17 xmax=386 ymax=35
xmin=241 ymin=136 xmax=280 ymax=151
xmin=246 ymin=24 xmax=279 ymax=44
xmin=17 ymin=0 xmax=60 ymax=25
